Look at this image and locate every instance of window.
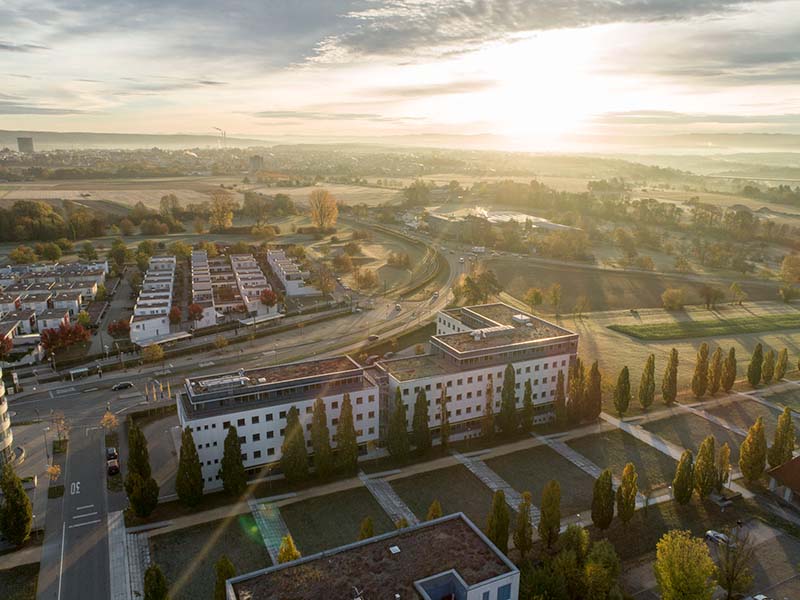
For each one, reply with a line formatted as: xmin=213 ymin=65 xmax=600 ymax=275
xmin=253 ymin=450 xmax=262 ymax=459
xmin=239 ymin=436 xmax=245 ymax=444
xmin=280 ymin=428 xmax=285 ymax=436
xmin=306 ymin=424 xmax=312 ymax=432
xmin=241 ymin=453 xmax=247 ymax=461
xmin=476 ymin=404 xmax=482 ymax=412
xmin=279 ymin=411 xmax=286 ymax=419
xmin=223 ymin=421 xmax=231 ymax=429
xmin=252 ymin=433 xmax=261 ymax=442
xmin=425 ymin=384 xmax=431 ymax=391
xmin=357 ymin=396 xmax=364 ymax=404
xmin=466 ymin=406 xmax=472 ymax=414
xmin=237 ymin=418 xmax=245 ymax=427
xmin=467 ymin=392 xmax=472 ymax=399
xmin=266 ymin=431 xmax=274 ymax=439
xmin=267 ymin=448 xmax=275 ymax=456
xmin=251 ymin=416 xmax=259 ymax=425
xmin=477 ymin=375 xmax=483 ymax=382
xmin=368 ymin=411 xmax=375 ymax=418
xmin=447 ymin=380 xmax=452 ymax=387
xmin=368 ymin=427 xmax=375 ymax=435
xmin=266 ymin=414 xmax=273 ymax=421
xmin=456 ymin=394 xmax=462 ymax=401
xmin=457 ymin=378 xmax=462 ymax=385
xmin=544 ymin=363 xmax=549 ymax=369
xmin=357 ymin=413 xmax=363 ymax=421
xmin=535 ymin=365 xmax=540 ymax=371
xmin=436 ymin=382 xmax=442 ymax=389
xmin=498 ymin=583 xmax=512 ymax=600
xmin=467 ymin=377 xmax=473 ymax=384
xmin=477 ymin=389 xmax=482 ymax=397
xmin=306 ymin=406 xmax=312 ymax=414
xmin=456 ymin=409 xmax=462 ymax=416
xmin=368 ymin=395 xmax=375 ymax=402
xmin=525 ymin=366 xmax=531 ymax=373
xmin=516 ymin=368 xmax=521 ymax=375
xmin=402 ymin=389 xmax=408 ymax=396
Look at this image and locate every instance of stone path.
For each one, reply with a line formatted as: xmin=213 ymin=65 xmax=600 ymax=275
xmin=108 ymin=511 xmax=131 ymax=600
xmin=452 ymin=451 xmax=541 ymax=523
xmin=249 ymin=500 xmax=292 ymax=563
xmin=683 ymin=404 xmax=749 ymax=437
xmin=125 ymin=530 xmax=151 ymax=599
xmin=599 ymin=413 xmax=685 ymax=461
xmin=360 ymin=473 xmax=420 ymax=526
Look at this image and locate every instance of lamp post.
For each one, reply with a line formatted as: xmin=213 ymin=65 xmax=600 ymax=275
xmin=42 ymin=427 xmax=50 ymax=461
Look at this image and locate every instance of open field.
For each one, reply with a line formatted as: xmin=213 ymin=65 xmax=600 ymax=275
xmin=485 ymin=445 xmax=596 ymax=514
xmin=491 ymin=258 xmax=780 ymax=313
xmin=609 ymin=312 xmax=800 ymax=340
xmin=567 ymin=429 xmax=677 ymax=492
xmin=279 ymin=487 xmax=393 ymax=555
xmin=0 ymin=563 xmax=39 ymax=600
xmin=249 ymin=183 xmax=400 ymax=206
xmin=705 ymin=397 xmax=785 ymax=441
xmin=642 ymin=412 xmax=745 ymax=461
xmin=390 ymin=464 xmax=497 ymax=527
xmin=149 ymin=515 xmax=270 ymax=600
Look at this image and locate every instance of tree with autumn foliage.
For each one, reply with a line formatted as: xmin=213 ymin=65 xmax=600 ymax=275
xmin=188 ymin=303 xmax=204 ymax=321
xmin=40 ymin=322 xmax=91 ymax=354
xmin=309 ymin=188 xmax=338 ymax=229
xmin=260 ymin=288 xmax=278 ymax=309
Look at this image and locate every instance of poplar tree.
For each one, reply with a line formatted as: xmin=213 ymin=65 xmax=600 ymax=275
xmin=513 ymin=491 xmax=534 ymax=560
xmin=0 ymin=464 xmax=32 ymax=546
xmin=387 ymin=388 xmax=410 ymax=460
xmin=482 ymin=379 xmax=495 ymax=440
xmin=538 ymin=480 xmax=561 ymax=550
xmin=708 ymin=347 xmax=723 ymax=395
xmin=613 ymin=366 xmax=631 ymax=418
xmin=125 ymin=421 xmax=160 ymax=516
xmin=585 ymin=360 xmax=602 ymax=421
xmin=439 ymin=386 xmax=450 ymax=451
xmin=693 ymin=435 xmax=717 ymax=499
xmin=691 ymin=342 xmax=710 ymax=398
xmin=761 ymin=349 xmax=775 ymax=384
xmin=615 ymin=463 xmax=638 ymax=524
xmin=143 ymin=564 xmax=169 ymax=600
xmin=499 ymin=363 xmax=518 ymax=435
xmin=279 ymin=408 xmax=308 ymax=484
xmin=638 ymin=354 xmax=655 ymax=410
xmin=768 ymin=407 xmax=795 ymax=468
xmin=672 ymin=450 xmax=694 ymax=504
xmin=336 ymin=393 xmax=359 ymax=475
xmin=739 ymin=416 xmax=767 ymax=483
xmin=358 ymin=516 xmax=374 ymax=540
xmin=715 ymin=443 xmax=731 ymax=492
xmin=661 ymin=348 xmax=678 ymax=405
xmin=554 ymin=369 xmax=567 ymax=425
xmin=567 ymin=358 xmax=585 ymax=425
xmin=721 ymin=347 xmax=737 ymax=392
xmin=127 ymin=421 xmax=152 ymax=482
xmin=426 ymin=499 xmax=443 ymax=521
xmin=277 ymin=535 xmax=301 ymax=563
xmin=411 ymin=388 xmax=432 ymax=453
xmin=775 ymin=348 xmax=789 ymax=381
xmin=747 ymin=344 xmax=763 ymax=387
xmin=311 ymin=397 xmax=333 ymax=478
xmin=591 ymin=468 xmax=614 ymax=530
xmin=176 ymin=426 xmax=204 ymax=507
xmin=214 ymin=555 xmax=235 ymax=600
xmin=520 ymin=380 xmax=534 ymax=432
xmin=486 ymin=490 xmax=510 ymax=554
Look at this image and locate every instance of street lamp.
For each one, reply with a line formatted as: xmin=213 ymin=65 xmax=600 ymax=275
xmin=104 ymin=344 xmax=109 ymax=360
xmin=42 ymin=427 xmax=50 ymax=461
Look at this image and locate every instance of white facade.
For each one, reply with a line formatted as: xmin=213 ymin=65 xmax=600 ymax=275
xmin=130 ymin=255 xmax=176 ymax=345
xmin=0 ymin=368 xmax=12 ymax=466
xmin=266 ymin=249 xmax=319 ymax=297
xmin=177 ymin=356 xmax=379 ymax=488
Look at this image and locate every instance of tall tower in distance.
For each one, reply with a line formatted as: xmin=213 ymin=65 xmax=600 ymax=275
xmin=17 ymin=137 xmax=34 ymax=153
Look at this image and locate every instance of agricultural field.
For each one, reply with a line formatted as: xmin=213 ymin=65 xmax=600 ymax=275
xmin=248 ymin=183 xmax=401 ymax=207
xmin=279 ymin=487 xmax=393 ymax=555
xmin=642 ymin=412 xmax=745 ymax=461
xmin=149 ymin=515 xmax=270 ymax=600
xmin=567 ymin=429 xmax=677 ymax=492
xmin=608 ymin=312 xmax=800 ymax=340
xmin=390 ymin=464 xmax=496 ymax=527
xmin=485 ymin=445 xmax=596 ymax=514
xmin=705 ymin=397 xmax=785 ymax=441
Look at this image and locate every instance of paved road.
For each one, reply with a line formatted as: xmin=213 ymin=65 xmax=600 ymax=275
xmin=37 ymin=426 xmax=110 ymax=600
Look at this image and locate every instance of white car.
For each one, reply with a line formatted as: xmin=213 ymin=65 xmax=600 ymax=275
xmin=704 ymin=530 xmax=731 ymax=546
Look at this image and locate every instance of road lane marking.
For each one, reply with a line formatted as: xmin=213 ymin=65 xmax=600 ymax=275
xmin=73 ymin=511 xmax=99 ymax=519
xmin=68 ymin=519 xmax=101 ymax=529
xmin=57 ymin=521 xmax=65 ymax=600
xmin=75 ymin=504 xmax=94 ymax=511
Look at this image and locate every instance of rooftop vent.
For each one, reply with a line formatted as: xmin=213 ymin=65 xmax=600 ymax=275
xmin=257 ymin=377 xmax=267 ymax=384
xmin=512 ymin=313 xmax=531 ymax=326
xmin=389 ymin=545 xmax=401 ymax=555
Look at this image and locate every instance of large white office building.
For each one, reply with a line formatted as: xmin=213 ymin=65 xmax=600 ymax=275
xmin=177 ymin=356 xmax=380 ymax=488
xmin=0 ymin=367 xmax=12 ymax=466
xmin=373 ymin=303 xmax=578 ymax=439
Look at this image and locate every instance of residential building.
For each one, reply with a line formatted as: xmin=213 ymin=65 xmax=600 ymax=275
xmin=37 ymin=309 xmax=70 ymax=332
xmin=177 ymin=356 xmax=379 ymax=488
xmin=374 ymin=303 xmax=578 ymax=439
xmin=17 ymin=137 xmax=34 ymax=154
xmin=130 ymin=256 xmax=175 ymax=345
xmin=1 ymin=310 xmax=36 ymax=334
xmin=0 ymin=367 xmax=12 ymax=465
xmin=266 ymin=249 xmax=319 ymax=297
xmin=249 ymin=154 xmax=265 ymax=173
xmin=226 ymin=513 xmax=520 ymax=600
xmin=768 ymin=455 xmax=800 ymax=509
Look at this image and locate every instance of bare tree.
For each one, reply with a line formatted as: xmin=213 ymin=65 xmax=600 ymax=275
xmin=309 ymin=189 xmax=338 ymax=229
xmin=717 ymin=527 xmax=755 ymax=600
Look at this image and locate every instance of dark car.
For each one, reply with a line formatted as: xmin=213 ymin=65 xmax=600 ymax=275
xmin=106 ymin=447 xmax=118 ymax=461
xmin=111 ymin=381 xmax=134 ymax=391
xmin=107 ymin=459 xmax=120 ymax=476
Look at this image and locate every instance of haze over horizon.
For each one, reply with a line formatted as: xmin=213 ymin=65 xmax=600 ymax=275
xmin=3 ymin=0 xmax=800 ymax=152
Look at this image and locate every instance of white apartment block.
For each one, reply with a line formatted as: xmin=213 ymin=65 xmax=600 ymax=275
xmin=177 ymin=356 xmax=380 ymax=489
xmin=266 ymin=249 xmax=319 ymax=297
xmin=374 ymin=303 xmax=579 ymax=439
xmin=130 ymin=256 xmax=176 ymax=345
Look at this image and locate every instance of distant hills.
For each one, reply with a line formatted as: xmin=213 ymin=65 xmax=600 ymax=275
xmin=0 ymin=129 xmax=269 ymax=150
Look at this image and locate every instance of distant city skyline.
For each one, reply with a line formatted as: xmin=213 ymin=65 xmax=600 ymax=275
xmin=2 ymin=0 xmax=800 ymax=151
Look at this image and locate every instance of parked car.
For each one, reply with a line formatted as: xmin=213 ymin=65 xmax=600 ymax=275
xmin=111 ymin=381 xmax=134 ymax=391
xmin=395 ymin=303 xmax=402 ymax=311
xmin=432 ymin=291 xmax=439 ymax=299
xmin=106 ymin=447 xmax=118 ymax=461
xmin=107 ymin=459 xmax=120 ymax=476
xmin=368 ymin=334 xmax=380 ymax=341
xmin=704 ymin=530 xmax=732 ymax=546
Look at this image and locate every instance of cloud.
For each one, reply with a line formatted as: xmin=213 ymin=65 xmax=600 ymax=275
xmin=0 ymin=40 xmax=49 ymax=52
xmin=375 ymin=79 xmax=494 ymax=98
xmin=0 ymin=100 xmax=84 ymax=115
xmin=597 ymin=111 xmax=800 ymax=125
xmin=251 ymin=110 xmax=411 ymax=123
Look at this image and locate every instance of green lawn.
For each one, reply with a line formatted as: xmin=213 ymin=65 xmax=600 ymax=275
xmin=391 ymin=464 xmax=497 ymax=528
xmin=280 ymin=487 xmax=393 ymax=555
xmin=567 ymin=429 xmax=677 ymax=492
xmin=486 ymin=445 xmax=596 ymax=515
xmin=608 ymin=312 xmax=800 ymax=340
xmin=149 ymin=515 xmax=270 ymax=600
xmin=643 ymin=413 xmax=745 ymax=462
xmin=0 ymin=563 xmax=39 ymax=600
xmin=706 ymin=399 xmax=783 ymax=442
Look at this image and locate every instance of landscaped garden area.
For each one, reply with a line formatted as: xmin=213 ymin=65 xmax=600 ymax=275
xmin=642 ymin=413 xmax=745 ymax=461
xmin=390 ymin=464 xmax=496 ymax=527
xmin=486 ymin=445 xmax=595 ymax=515
xmin=567 ymin=429 xmax=677 ymax=492
xmin=280 ymin=487 xmax=393 ymax=555
xmin=759 ymin=386 xmax=800 ymax=412
xmin=607 ymin=312 xmax=800 ymax=340
xmin=0 ymin=563 xmax=39 ymax=600
xmin=705 ymin=398 xmax=783 ymax=440
xmin=149 ymin=515 xmax=270 ymax=600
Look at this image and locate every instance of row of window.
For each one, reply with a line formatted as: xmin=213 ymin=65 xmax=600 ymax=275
xmin=404 ymin=369 xmax=564 ymax=397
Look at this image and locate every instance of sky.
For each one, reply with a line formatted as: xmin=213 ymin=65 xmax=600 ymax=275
xmin=2 ymin=0 xmax=800 ymax=151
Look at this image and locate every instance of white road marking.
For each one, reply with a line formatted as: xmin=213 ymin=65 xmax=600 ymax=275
xmin=73 ymin=511 xmax=98 ymax=519
xmin=57 ymin=521 xmax=65 ymax=600
xmin=75 ymin=504 xmax=94 ymax=511
xmin=68 ymin=518 xmax=101 ymax=529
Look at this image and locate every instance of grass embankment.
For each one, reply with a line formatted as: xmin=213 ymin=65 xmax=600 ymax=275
xmin=609 ymin=312 xmax=800 ymax=340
